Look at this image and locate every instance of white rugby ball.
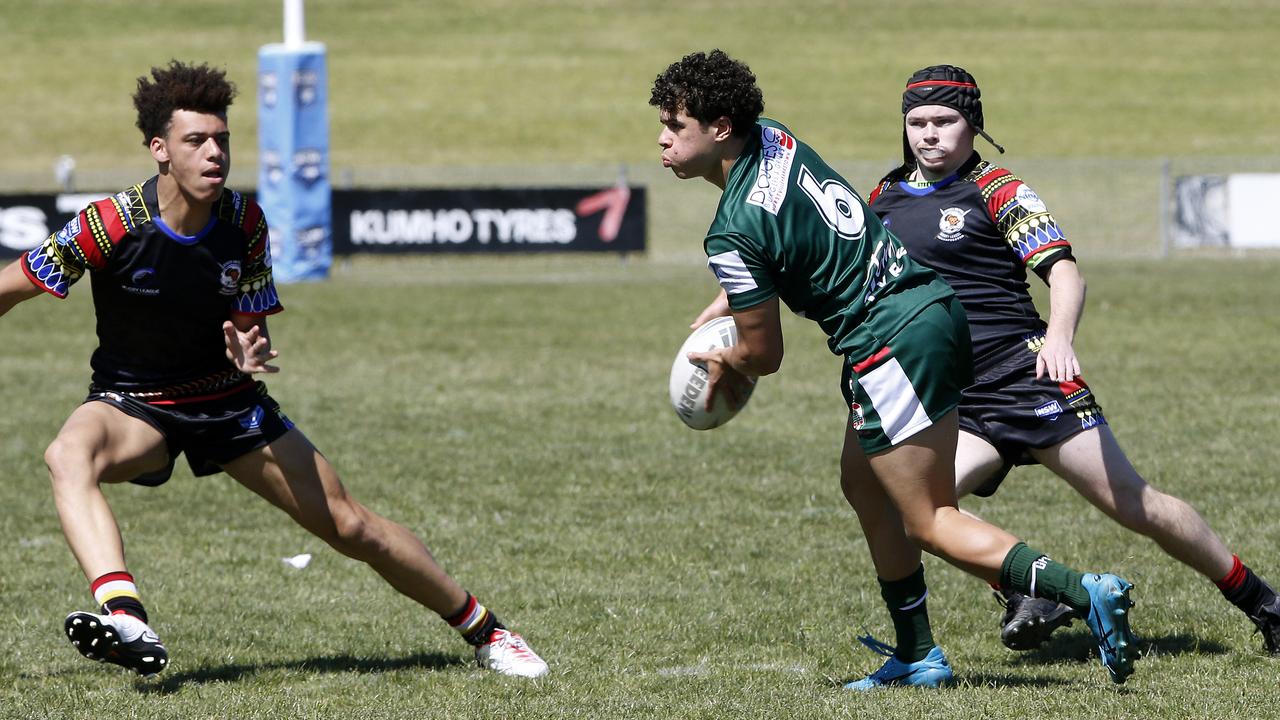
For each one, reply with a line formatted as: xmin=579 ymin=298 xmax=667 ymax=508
xmin=669 ymin=315 xmax=754 ymax=430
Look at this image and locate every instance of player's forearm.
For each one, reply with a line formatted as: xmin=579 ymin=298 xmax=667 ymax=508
xmin=0 ymin=260 xmax=42 ymax=317
xmin=723 ymin=339 xmax=781 ymax=377
xmin=1044 ymin=262 xmax=1086 ymax=343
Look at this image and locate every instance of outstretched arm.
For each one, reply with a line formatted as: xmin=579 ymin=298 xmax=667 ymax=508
xmin=223 ymin=314 xmax=280 ymax=374
xmin=0 ymin=259 xmax=44 ymax=317
xmin=1037 ymin=259 xmax=1086 ymax=381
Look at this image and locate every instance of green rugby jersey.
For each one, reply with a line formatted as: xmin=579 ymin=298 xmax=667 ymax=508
xmin=704 ymin=119 xmax=953 ymax=357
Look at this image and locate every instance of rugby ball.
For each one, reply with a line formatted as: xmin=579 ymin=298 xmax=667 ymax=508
xmin=669 ymin=315 xmax=754 ymax=430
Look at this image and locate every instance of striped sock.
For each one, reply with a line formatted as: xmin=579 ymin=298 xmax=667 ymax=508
xmin=999 ymin=542 xmax=1091 ymax=615
xmin=879 ymin=564 xmax=936 ymax=663
xmin=1217 ymin=555 xmax=1276 ymax=616
xmin=444 ymin=593 xmax=503 ymax=647
xmin=91 ymin=571 xmax=148 ymax=624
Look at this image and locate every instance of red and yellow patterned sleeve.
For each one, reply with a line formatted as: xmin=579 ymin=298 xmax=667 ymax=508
xmin=977 ymin=168 xmax=1072 ymax=272
xmin=228 ymin=194 xmax=283 ymax=316
xmin=19 ymin=198 xmax=123 ymax=298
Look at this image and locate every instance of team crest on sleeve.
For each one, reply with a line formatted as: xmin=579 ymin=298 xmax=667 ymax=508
xmin=745 ymin=127 xmax=796 ymax=216
xmin=707 ymin=250 xmax=758 ymax=295
xmin=1014 ymin=184 xmax=1047 ymax=213
xmin=219 ymin=261 xmax=243 ymax=295
xmin=936 ymin=207 xmax=970 ymax=242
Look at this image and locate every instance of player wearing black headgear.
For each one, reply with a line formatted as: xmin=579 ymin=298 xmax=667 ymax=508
xmin=868 ymin=65 xmax=1280 ymax=657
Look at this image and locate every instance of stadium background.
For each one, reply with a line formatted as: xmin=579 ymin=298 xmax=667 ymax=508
xmin=1 ymin=1 xmax=1279 ymax=718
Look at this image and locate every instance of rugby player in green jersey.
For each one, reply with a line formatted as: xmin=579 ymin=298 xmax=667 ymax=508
xmin=651 ymin=50 xmax=1139 ymax=688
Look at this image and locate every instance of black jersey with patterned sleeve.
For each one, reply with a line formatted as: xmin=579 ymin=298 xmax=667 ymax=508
xmin=867 ymin=154 xmax=1073 ymax=365
xmin=20 ymin=177 xmax=282 ymax=395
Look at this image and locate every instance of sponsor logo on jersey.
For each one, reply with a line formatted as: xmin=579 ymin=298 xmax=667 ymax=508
xmin=54 ymin=216 xmax=81 ymax=246
xmin=1034 ymin=400 xmax=1063 ymax=420
xmin=745 ymin=126 xmax=796 ymax=216
xmin=114 ymin=191 xmax=133 ymax=211
xmin=219 ymin=261 xmax=243 ymax=295
xmin=936 ymin=207 xmax=970 ymax=242
xmin=121 ymin=266 xmax=159 ymax=296
xmin=1015 ymin=184 xmax=1047 ymax=213
xmin=707 ymin=250 xmax=758 ymax=296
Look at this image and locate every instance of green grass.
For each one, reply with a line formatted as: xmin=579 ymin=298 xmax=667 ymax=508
xmin=2 ymin=0 xmax=1279 ymax=182
xmin=3 ymin=1 xmax=1280 ymax=716
xmin=2 ymin=256 xmax=1280 ymax=718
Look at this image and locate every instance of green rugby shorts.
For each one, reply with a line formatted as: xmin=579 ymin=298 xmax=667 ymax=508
xmin=840 ymin=296 xmax=974 ymax=455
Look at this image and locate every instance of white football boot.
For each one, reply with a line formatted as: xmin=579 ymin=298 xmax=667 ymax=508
xmin=475 ymin=628 xmax=549 ymax=678
xmin=65 ymin=611 xmax=169 ymax=677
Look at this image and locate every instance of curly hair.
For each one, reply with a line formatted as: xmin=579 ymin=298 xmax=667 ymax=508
xmin=132 ymin=60 xmax=237 ymax=145
xmin=650 ymin=50 xmax=763 ymax=137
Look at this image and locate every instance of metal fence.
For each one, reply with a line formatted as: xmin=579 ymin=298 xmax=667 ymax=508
xmin=4 ymin=155 xmax=1279 ymax=262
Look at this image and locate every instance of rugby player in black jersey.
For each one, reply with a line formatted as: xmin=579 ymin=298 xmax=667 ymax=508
xmin=868 ymin=64 xmax=1280 ymax=656
xmin=0 ymin=61 xmax=547 ymax=678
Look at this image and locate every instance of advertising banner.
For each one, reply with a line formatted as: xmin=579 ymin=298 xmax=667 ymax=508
xmin=332 ymin=186 xmax=646 ymax=255
xmin=0 ymin=185 xmax=646 ymax=258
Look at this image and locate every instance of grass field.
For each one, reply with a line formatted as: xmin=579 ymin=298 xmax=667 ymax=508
xmin=1 ymin=256 xmax=1279 ymax=718
xmin=3 ymin=0 xmax=1280 ymax=718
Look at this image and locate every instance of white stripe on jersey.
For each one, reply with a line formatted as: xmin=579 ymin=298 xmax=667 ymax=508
xmin=856 ymin=357 xmax=933 ymax=445
xmin=707 ymin=250 xmax=759 ymax=295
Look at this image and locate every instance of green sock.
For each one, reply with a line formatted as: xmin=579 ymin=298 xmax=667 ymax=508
xmin=879 ymin=564 xmax=936 ymax=663
xmin=999 ymin=542 xmax=1091 ymax=614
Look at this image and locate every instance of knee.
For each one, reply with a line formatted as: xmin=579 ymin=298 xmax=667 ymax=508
xmin=43 ymin=435 xmax=94 ymax=485
xmin=318 ymin=501 xmax=387 ymax=560
xmin=1111 ymin=487 xmax=1186 ymax=536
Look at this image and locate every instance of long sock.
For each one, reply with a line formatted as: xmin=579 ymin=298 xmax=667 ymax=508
xmin=999 ymin=543 xmax=1091 ymax=615
xmin=879 ymin=564 xmax=935 ymax=663
xmin=1216 ymin=555 xmax=1277 ymax=617
xmin=91 ymin=571 xmax=148 ymax=624
xmin=444 ymin=593 xmax=504 ymax=647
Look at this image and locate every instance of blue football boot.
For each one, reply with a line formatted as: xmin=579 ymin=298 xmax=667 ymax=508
xmin=1080 ymin=573 xmax=1137 ymax=684
xmin=844 ymin=635 xmax=953 ymax=691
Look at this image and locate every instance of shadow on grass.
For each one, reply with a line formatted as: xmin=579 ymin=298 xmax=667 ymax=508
xmin=1010 ymin=629 xmax=1229 ymax=665
xmin=135 ymin=650 xmax=469 ymax=695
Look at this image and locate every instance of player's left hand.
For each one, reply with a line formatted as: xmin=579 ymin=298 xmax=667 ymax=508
xmin=223 ymin=320 xmax=280 ymax=374
xmin=1035 ymin=334 xmax=1080 ymax=382
xmin=688 ymin=346 xmax=755 ymax=412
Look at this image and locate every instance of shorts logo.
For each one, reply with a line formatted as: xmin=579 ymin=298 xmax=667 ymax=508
xmin=54 ymin=216 xmax=81 ymax=246
xmin=1015 ymin=184 xmax=1048 ymax=213
xmin=240 ymin=405 xmax=266 ymax=431
xmin=849 ymin=401 xmax=865 ymax=430
xmin=936 ymin=207 xmax=970 ymax=242
xmin=219 ymin=261 xmax=242 ymax=295
xmin=1034 ymin=400 xmax=1062 ymax=420
xmin=745 ymin=126 xmax=796 ymax=216
xmin=1078 ymin=408 xmax=1104 ymax=430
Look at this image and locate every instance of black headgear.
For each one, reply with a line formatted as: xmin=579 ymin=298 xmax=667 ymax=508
xmin=900 ymin=64 xmax=1004 ymax=162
